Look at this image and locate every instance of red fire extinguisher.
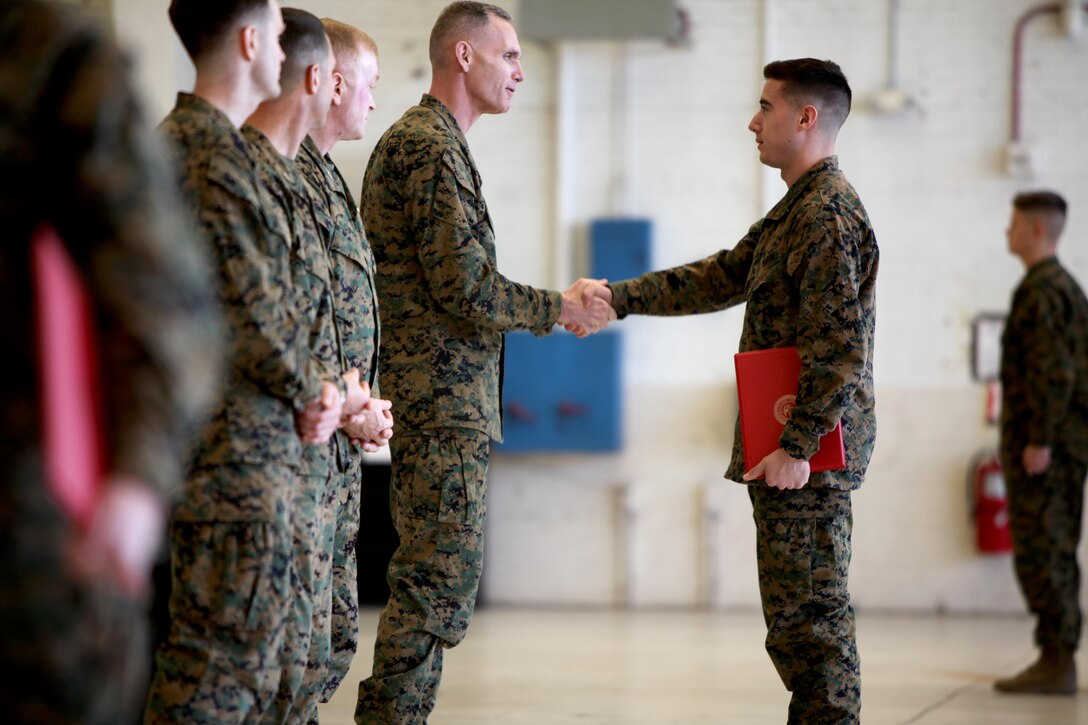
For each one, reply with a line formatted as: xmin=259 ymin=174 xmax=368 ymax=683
xmin=968 ymin=448 xmax=1012 ymax=554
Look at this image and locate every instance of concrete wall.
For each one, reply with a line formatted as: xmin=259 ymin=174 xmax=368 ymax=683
xmin=113 ymin=0 xmax=1088 ymax=613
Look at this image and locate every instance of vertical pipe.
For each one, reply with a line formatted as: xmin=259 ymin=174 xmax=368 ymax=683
xmin=887 ymin=0 xmax=900 ymax=89
xmin=700 ymin=482 xmax=725 ymax=608
xmin=610 ymin=43 xmax=629 ymax=217
xmin=613 ymin=483 xmax=637 ymax=606
xmin=1011 ymin=3 xmax=1060 ymax=143
xmin=554 ymin=43 xmax=577 ymax=286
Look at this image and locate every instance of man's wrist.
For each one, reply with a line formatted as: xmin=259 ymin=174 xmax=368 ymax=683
xmin=781 ymin=440 xmax=808 ymax=461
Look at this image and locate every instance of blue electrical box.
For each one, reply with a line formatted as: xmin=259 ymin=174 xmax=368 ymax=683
xmin=497 ymin=331 xmax=622 ymax=452
xmin=589 ymin=218 xmax=652 ymax=283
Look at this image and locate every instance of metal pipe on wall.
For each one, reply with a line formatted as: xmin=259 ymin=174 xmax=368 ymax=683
xmin=553 ymin=43 xmax=578 ymax=287
xmin=1011 ymin=3 xmax=1062 ymax=144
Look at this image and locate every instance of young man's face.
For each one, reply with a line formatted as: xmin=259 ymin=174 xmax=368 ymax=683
xmin=253 ymin=0 xmax=286 ymax=101
xmin=748 ymin=79 xmax=800 ymax=170
xmin=1006 ymin=208 xmax=1036 ymax=259
xmin=466 ymin=16 xmax=524 ymax=116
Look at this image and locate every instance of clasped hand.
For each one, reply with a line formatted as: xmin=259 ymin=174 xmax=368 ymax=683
xmin=342 ymin=397 xmax=395 ymax=453
xmin=559 ymin=278 xmax=617 ymax=337
xmin=295 ymin=369 xmax=370 ymax=444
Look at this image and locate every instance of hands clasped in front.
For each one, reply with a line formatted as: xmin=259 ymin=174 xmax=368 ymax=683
xmin=559 ymin=277 xmax=617 ymax=338
xmin=293 ymin=368 xmax=395 ymax=451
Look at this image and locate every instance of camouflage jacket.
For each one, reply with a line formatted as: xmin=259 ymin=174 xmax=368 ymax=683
xmin=611 ymin=157 xmax=878 ymax=490
xmin=297 ymin=136 xmax=380 ymax=392
xmin=361 ymin=94 xmax=561 ymax=440
xmin=1000 ymin=257 xmax=1088 ymax=462
xmin=0 ymin=0 xmax=221 ymax=497
xmin=160 ymin=93 xmax=328 ymax=482
xmin=243 ymin=126 xmax=343 ymax=477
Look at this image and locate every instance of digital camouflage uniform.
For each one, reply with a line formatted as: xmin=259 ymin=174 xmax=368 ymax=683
xmin=146 ymin=93 xmax=335 ymax=724
xmin=611 ymin=156 xmax=878 ymax=724
xmin=356 ymin=94 xmax=561 ymax=724
xmin=297 ymin=135 xmax=382 ymax=703
xmin=1000 ymin=257 xmax=1088 ymax=657
xmin=0 ymin=2 xmax=221 ymax=723
xmin=244 ymin=125 xmax=348 ymax=724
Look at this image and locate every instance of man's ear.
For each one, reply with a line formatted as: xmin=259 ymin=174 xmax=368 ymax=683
xmin=331 ymin=71 xmax=345 ymax=106
xmin=455 ymin=40 xmax=472 ymax=72
xmin=798 ymin=104 xmax=818 ymax=131
xmin=1031 ymin=218 xmax=1048 ymax=242
xmin=240 ymin=25 xmax=258 ymax=62
xmin=306 ymin=64 xmax=320 ymax=95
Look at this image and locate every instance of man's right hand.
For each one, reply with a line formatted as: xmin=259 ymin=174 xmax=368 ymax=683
xmin=559 ymin=278 xmax=616 ymax=337
xmin=295 ymin=380 xmax=343 ymax=444
xmin=342 ymin=397 xmax=395 ymax=452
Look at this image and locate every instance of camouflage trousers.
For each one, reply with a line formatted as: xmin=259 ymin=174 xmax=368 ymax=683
xmin=0 ymin=453 xmax=150 ymax=725
xmin=322 ymin=449 xmax=363 ymax=703
xmin=749 ymin=485 xmax=859 ymax=725
xmin=1002 ymin=446 xmax=1087 ymax=653
xmin=356 ymin=429 xmax=489 ymax=725
xmin=144 ymin=464 xmax=296 ymax=724
xmin=283 ymin=470 xmax=334 ymax=724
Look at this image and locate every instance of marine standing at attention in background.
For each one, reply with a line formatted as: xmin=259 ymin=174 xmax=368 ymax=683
xmin=995 ymin=190 xmax=1088 ymax=696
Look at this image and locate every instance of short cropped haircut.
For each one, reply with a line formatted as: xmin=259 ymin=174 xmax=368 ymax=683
xmin=322 ymin=18 xmax=378 ymax=71
xmin=1014 ymin=190 xmax=1068 ymax=241
xmin=169 ymin=0 xmax=270 ymax=62
xmin=429 ymin=1 xmax=512 ymax=68
xmin=279 ymin=8 xmax=330 ymax=91
xmin=764 ymin=58 xmax=852 ymax=133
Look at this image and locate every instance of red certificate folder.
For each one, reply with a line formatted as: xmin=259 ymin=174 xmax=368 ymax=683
xmin=33 ymin=224 xmax=105 ymax=529
xmin=734 ymin=346 xmax=846 ymax=473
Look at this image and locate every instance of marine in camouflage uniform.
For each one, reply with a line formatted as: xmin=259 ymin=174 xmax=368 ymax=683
xmin=146 ymin=67 xmax=344 ymax=725
xmin=297 ymin=134 xmax=382 ymax=702
xmin=996 ymin=191 xmax=1088 ymax=695
xmin=355 ymin=91 xmax=563 ymax=724
xmin=0 ymin=1 xmax=221 ymax=723
xmin=244 ymin=119 xmax=352 ymax=722
xmin=609 ymin=61 xmax=877 ymax=723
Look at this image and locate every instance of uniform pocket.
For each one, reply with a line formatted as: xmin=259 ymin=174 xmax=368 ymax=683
xmin=394 ymin=432 xmax=487 ymax=528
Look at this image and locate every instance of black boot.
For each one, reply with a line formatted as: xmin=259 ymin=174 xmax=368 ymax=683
xmin=994 ymin=647 xmax=1077 ymax=695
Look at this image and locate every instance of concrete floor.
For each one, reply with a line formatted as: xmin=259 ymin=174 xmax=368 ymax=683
xmin=318 ymin=607 xmax=1088 ymax=724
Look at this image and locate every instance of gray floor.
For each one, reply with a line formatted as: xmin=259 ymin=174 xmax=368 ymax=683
xmin=319 ymin=607 xmax=1088 ymax=724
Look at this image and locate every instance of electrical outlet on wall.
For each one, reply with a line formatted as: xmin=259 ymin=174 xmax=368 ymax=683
xmin=1004 ymin=142 xmax=1035 ymax=179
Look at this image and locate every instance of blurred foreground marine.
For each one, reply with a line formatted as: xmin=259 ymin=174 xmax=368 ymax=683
xmin=996 ymin=190 xmax=1088 ymax=696
xmin=0 ymin=1 xmax=222 ymax=723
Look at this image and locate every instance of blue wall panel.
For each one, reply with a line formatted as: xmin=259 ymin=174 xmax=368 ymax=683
xmin=589 ymin=218 xmax=652 ymax=283
xmin=497 ymin=331 xmax=622 ymax=452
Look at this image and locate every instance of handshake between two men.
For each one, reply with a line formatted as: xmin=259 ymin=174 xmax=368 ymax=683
xmin=295 ymin=278 xmax=620 ymax=447
xmin=558 ymin=278 xmax=617 ymax=337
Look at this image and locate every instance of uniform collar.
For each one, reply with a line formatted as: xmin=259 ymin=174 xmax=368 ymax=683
xmin=420 ymin=93 xmax=469 ymax=152
xmin=175 ymin=92 xmax=235 ymax=132
xmin=301 ymin=135 xmax=322 ymax=161
xmin=765 ymin=156 xmax=839 ymax=221
xmin=1025 ymin=256 xmax=1060 ymax=277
